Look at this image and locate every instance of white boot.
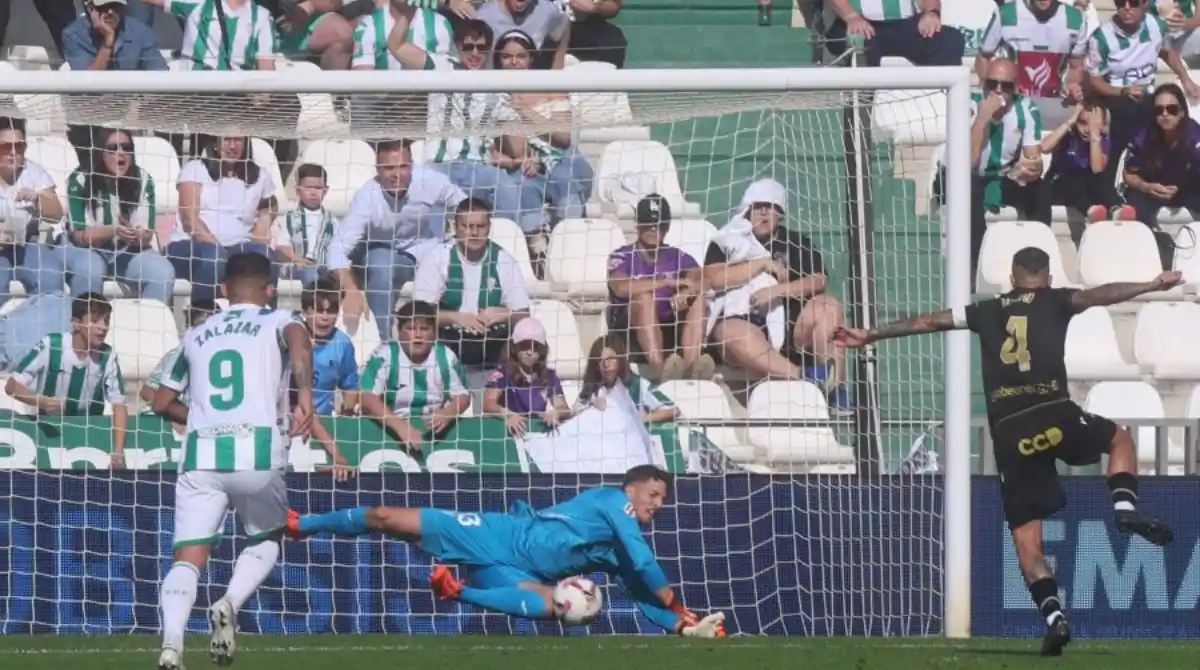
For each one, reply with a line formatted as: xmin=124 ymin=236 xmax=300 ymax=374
xmin=208 ymin=598 xmax=237 ymax=667
xmin=158 ymin=648 xmax=185 ymax=670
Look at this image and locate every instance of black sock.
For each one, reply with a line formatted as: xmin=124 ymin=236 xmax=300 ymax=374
xmin=1029 ymin=577 xmax=1063 ymax=625
xmin=1108 ymin=472 xmax=1139 ymax=512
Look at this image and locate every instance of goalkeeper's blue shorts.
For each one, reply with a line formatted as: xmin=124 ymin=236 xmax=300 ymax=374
xmin=418 ymin=508 xmax=520 ymax=567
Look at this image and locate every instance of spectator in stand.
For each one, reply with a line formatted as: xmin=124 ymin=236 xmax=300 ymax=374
xmin=559 ymin=0 xmax=626 ymax=68
xmin=1121 ymin=83 xmax=1200 ymax=269
xmin=703 ymin=178 xmax=849 ymax=415
xmin=975 ymin=0 xmax=1088 ymax=129
xmin=324 ymin=140 xmax=467 ymax=340
xmin=0 ymin=0 xmax=76 ymax=57
xmin=60 ymin=0 xmax=168 ymax=168
xmin=477 ymin=0 xmax=570 ymax=68
xmin=823 ymin=0 xmax=965 ymax=67
xmin=353 ymin=0 xmax=458 ymax=69
xmin=482 ymin=316 xmax=572 ymax=437
xmin=575 ymin=334 xmax=678 ymax=424
xmin=1152 ymin=1 xmax=1200 ymax=68
xmin=303 ymin=279 xmax=360 ymax=417
xmin=387 ymin=16 xmax=543 ymax=243
xmin=276 ymin=163 xmax=338 ymax=287
xmin=606 ymin=195 xmax=714 ymax=382
xmin=261 ymin=0 xmax=356 ymax=70
xmin=140 ymin=300 xmax=219 ymax=412
xmin=954 ymin=58 xmax=1049 ymax=277
xmin=411 ymin=197 xmax=532 ymax=367
xmin=1087 ymin=0 xmax=1200 ymax=188
xmin=1041 ymin=105 xmax=1133 ymax=244
xmin=494 ymin=29 xmax=593 ymax=228
xmin=0 ymin=118 xmax=69 ymax=308
xmin=168 ymin=135 xmax=278 ymax=304
xmin=63 ymin=128 xmax=177 ymax=306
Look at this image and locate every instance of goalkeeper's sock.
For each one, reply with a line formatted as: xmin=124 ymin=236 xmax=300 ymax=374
xmin=160 ymin=561 xmax=200 ymax=652
xmin=1028 ymin=577 xmax=1063 ymax=626
xmin=1107 ymin=472 xmax=1138 ymax=513
xmin=300 ymin=507 xmax=368 ymax=536
xmin=224 ymin=540 xmax=280 ymax=611
xmin=459 ymin=586 xmax=552 ymax=619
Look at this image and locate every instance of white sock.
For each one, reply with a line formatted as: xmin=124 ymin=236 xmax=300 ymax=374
xmin=160 ymin=561 xmax=200 ymax=652
xmin=224 ymin=540 xmax=280 ymax=611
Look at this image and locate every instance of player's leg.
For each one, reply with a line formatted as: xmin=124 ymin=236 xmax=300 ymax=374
xmin=1099 ymin=421 xmax=1174 ymax=545
xmin=288 ymin=505 xmax=423 ymax=540
xmin=433 ymin=565 xmax=555 ymax=619
xmin=159 ymin=472 xmax=229 ymax=670
xmin=1009 ymin=518 xmax=1070 ymax=656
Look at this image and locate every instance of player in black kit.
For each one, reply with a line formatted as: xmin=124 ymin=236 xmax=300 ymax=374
xmin=834 ymin=247 xmax=1182 ymax=656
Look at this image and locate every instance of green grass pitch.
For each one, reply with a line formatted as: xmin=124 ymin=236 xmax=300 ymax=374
xmin=2 ymin=636 xmax=1198 ymax=669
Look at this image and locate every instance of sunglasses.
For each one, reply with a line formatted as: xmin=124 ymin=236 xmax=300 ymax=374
xmin=1156 ymin=103 xmax=1183 ymax=116
xmin=104 ymin=142 xmax=135 ymax=153
xmin=1114 ymin=0 xmax=1142 ymax=7
xmin=514 ymin=340 xmax=540 ymax=352
xmin=0 ymin=141 xmax=26 ymax=154
xmin=984 ymin=78 xmax=1017 ymax=94
xmin=459 ymin=42 xmax=489 ymax=53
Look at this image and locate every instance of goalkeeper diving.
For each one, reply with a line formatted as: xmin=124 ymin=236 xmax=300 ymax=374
xmin=287 ymin=465 xmax=726 ymax=636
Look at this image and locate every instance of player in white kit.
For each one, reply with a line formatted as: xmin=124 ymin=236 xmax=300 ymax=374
xmin=151 ymin=252 xmax=314 ymax=670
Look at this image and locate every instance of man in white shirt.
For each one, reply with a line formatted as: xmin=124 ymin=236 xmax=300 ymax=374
xmin=324 ymin=140 xmax=468 ymax=339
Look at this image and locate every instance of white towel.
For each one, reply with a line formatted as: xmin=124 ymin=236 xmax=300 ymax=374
xmin=704 ymin=178 xmax=789 ymax=349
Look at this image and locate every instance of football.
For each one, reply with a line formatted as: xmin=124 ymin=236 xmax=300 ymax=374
xmin=552 ymin=577 xmax=603 ymax=626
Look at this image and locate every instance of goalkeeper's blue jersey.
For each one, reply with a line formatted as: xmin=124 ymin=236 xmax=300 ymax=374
xmin=506 ymin=487 xmax=670 ymax=594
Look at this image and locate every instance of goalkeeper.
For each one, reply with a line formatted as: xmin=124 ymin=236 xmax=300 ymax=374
xmin=288 ymin=464 xmax=725 ymax=637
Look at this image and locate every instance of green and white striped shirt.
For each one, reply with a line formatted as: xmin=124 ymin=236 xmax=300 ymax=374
xmin=66 ymin=168 xmax=157 ymax=232
xmin=12 ymin=333 xmax=126 ymax=415
xmin=1150 ymin=1 xmax=1195 ymax=20
xmin=168 ymin=0 xmax=276 ymax=71
xmin=142 ymin=345 xmax=184 ymax=414
xmin=576 ymin=375 xmax=674 ymax=415
xmin=360 ymin=341 xmax=469 ymax=419
xmin=411 ymin=239 xmax=531 ymax=314
xmin=825 ymin=0 xmax=916 ymax=23
xmin=280 ymin=207 xmax=336 ymax=264
xmin=519 ymin=97 xmax=575 ymax=173
xmin=969 ymin=91 xmax=1042 ymax=177
xmin=352 ymin=3 xmax=453 ymax=70
xmin=1087 ymin=15 xmax=1168 ymax=87
xmin=424 ymin=54 xmax=518 ymax=164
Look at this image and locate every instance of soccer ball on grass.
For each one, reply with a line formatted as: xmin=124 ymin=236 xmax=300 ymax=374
xmin=552 ymin=577 xmax=603 ymax=626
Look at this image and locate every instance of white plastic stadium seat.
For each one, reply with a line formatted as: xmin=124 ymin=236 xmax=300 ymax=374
xmin=336 ymin=308 xmax=383 ymax=370
xmin=133 ymin=136 xmax=182 ymax=216
xmin=488 ymin=216 xmax=543 ymax=290
xmin=595 ymin=141 xmax=701 ymax=219
xmin=409 ymin=140 xmax=427 ymax=163
xmin=1172 ymin=222 xmax=1200 ymax=289
xmin=546 ymin=218 xmax=625 ymax=294
xmin=299 ymin=139 xmax=376 ymax=216
xmin=654 ymin=380 xmax=748 ymax=462
xmin=871 ymin=89 xmax=947 ymax=146
xmin=1077 ymin=220 xmax=1162 ymax=287
xmin=1132 ymin=301 xmax=1200 ymax=379
xmin=560 ymin=379 xmax=581 ymax=407
xmin=745 ymin=381 xmax=853 ymax=469
xmin=250 ymin=138 xmax=289 ymax=209
xmin=23 ymin=135 xmax=79 ymax=196
xmin=663 ymin=219 xmax=718 ymax=267
xmin=106 ymin=299 xmax=180 ymax=382
xmin=529 ymin=300 xmax=584 ymax=379
xmin=276 ymin=59 xmax=342 ymax=137
xmin=1064 ymin=307 xmax=1138 ymax=381
xmin=1084 ymin=381 xmax=1179 ymax=472
xmin=976 ymin=220 xmax=1072 ymax=293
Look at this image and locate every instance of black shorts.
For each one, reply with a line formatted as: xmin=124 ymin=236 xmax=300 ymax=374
xmin=438 ymin=323 xmax=509 ymax=367
xmin=991 ymin=399 xmax=1119 ymax=529
xmin=607 ymin=308 xmax=684 ymax=363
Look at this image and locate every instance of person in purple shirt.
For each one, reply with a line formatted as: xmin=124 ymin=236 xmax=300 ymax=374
xmin=483 ymin=316 xmax=573 ymax=437
xmin=1041 ymin=104 xmax=1133 ymax=245
xmin=1122 ymin=84 xmax=1200 ymax=269
xmin=606 ymin=194 xmax=714 ymax=383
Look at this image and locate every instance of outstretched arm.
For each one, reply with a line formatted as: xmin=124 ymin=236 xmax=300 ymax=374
xmin=835 ymin=309 xmax=961 ymax=348
xmin=1069 ymin=271 xmax=1183 ymax=310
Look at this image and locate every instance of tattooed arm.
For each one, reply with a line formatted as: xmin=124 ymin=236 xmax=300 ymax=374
xmin=868 ymin=309 xmax=961 ymax=343
xmin=1069 ymin=271 xmax=1182 ymax=310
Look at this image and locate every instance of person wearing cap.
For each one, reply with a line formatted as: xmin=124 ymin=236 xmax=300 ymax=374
xmin=482 ymin=316 xmax=573 ymax=437
xmin=606 ymin=194 xmax=715 ymax=382
xmin=412 ymin=197 xmax=532 ymax=367
xmin=703 ymin=178 xmax=850 ymax=415
xmin=359 ymin=300 xmax=472 ymax=450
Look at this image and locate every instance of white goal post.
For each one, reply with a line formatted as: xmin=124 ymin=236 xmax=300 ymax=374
xmin=0 ymin=65 xmax=973 ymax=638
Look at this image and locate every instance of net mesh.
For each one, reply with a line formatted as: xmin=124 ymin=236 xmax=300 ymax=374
xmin=0 ymin=70 xmax=951 ymax=637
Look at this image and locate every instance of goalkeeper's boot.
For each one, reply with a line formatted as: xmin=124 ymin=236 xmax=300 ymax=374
xmin=1115 ymin=510 xmax=1175 ymax=546
xmin=208 ymin=598 xmax=237 ymax=667
xmin=157 ymin=648 xmax=184 ymax=670
xmin=1040 ymin=614 xmax=1071 ymax=657
xmin=430 ymin=565 xmax=462 ymax=601
xmin=285 ymin=509 xmax=306 ymax=539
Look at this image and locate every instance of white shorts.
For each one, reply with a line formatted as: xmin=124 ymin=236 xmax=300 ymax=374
xmin=172 ymin=470 xmax=288 ymax=549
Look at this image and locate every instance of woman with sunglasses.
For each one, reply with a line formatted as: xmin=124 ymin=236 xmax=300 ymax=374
xmin=0 ymin=117 xmax=70 ymax=308
xmin=1121 ymin=83 xmax=1200 ymax=268
xmin=63 ymin=128 xmax=176 ymax=306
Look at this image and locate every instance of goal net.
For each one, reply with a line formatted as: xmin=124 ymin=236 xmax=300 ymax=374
xmin=0 ymin=67 xmax=971 ymax=638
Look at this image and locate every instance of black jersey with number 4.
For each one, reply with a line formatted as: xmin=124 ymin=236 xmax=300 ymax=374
xmin=965 ymin=287 xmax=1083 ymax=424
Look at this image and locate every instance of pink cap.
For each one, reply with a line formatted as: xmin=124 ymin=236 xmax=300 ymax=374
xmin=511 ymin=317 xmax=547 ymax=345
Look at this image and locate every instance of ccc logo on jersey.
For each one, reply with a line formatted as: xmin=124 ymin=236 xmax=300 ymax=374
xmin=1019 ymin=426 xmax=1064 ymax=456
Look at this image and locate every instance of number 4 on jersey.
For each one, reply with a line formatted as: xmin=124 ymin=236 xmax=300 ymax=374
xmin=1000 ymin=316 xmax=1032 ymax=372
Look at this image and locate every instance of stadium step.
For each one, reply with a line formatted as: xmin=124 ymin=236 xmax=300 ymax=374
xmin=623 ymin=25 xmax=816 ymax=67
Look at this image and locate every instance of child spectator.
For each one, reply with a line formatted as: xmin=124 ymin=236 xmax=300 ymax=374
xmin=277 ymin=164 xmax=338 ymax=287
xmin=304 ymin=279 xmax=360 ymax=417
xmin=1041 ymin=105 xmax=1133 ymax=243
xmin=482 ymin=316 xmax=572 ymax=437
xmin=576 ymin=334 xmax=678 ymax=424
